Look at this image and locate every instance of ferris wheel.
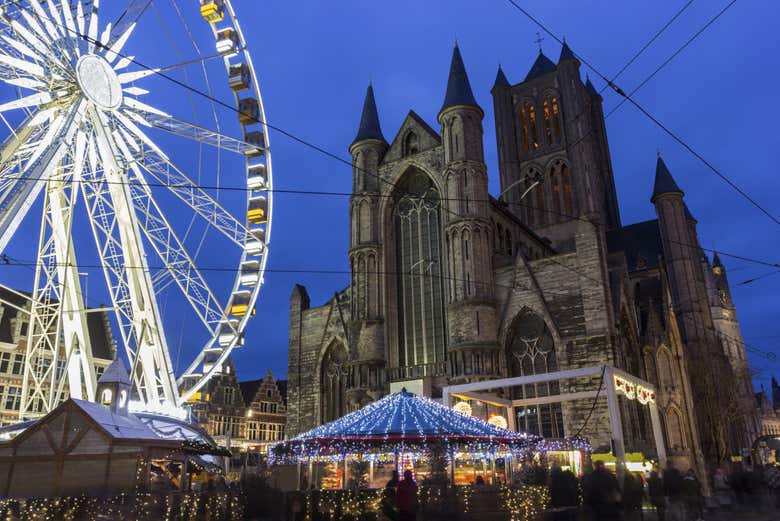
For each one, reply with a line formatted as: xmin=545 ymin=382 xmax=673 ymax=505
xmin=0 ymin=0 xmax=272 ymax=418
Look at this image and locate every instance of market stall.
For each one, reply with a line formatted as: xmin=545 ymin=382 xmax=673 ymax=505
xmin=270 ymin=389 xmax=541 ymax=489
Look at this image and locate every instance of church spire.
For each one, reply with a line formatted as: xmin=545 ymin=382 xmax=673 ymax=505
xmin=441 ymin=43 xmax=479 ymax=112
xmin=353 ymin=83 xmax=385 ymax=144
xmin=651 ymin=155 xmax=683 ymax=202
xmin=493 ymin=64 xmax=510 ymax=89
xmin=558 ymin=39 xmax=576 ymax=63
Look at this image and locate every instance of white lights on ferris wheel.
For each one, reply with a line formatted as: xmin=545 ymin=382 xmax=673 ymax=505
xmin=0 ymin=0 xmax=272 ymax=419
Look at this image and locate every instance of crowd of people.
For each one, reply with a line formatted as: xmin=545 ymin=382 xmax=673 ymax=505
xmin=550 ymin=459 xmax=780 ymax=521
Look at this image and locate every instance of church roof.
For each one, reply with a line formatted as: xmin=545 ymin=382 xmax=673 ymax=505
xmin=559 ymin=41 xmax=576 ymax=62
xmin=525 ymin=51 xmax=557 ymax=81
xmin=606 ymin=219 xmax=663 ymax=273
xmin=493 ymin=65 xmax=510 ymax=88
xmin=353 ymin=83 xmax=385 ymax=144
xmin=651 ymin=155 xmax=683 ymax=202
xmin=441 ymin=44 xmax=479 ymax=111
xmin=98 ymin=357 xmax=131 ymax=386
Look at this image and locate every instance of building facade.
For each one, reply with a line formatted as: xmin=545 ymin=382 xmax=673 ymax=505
xmin=0 ymin=288 xmax=115 ymax=425
xmin=287 ymin=44 xmax=758 ymax=470
xmin=188 ymin=365 xmax=287 ymax=456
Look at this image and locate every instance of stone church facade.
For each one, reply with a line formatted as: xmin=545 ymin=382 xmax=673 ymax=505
xmin=287 ymin=43 xmax=759 ymax=469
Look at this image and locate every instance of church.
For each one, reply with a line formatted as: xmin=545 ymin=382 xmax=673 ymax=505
xmin=286 ymin=42 xmax=759 ymax=471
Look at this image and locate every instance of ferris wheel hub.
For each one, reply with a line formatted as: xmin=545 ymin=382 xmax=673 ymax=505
xmin=76 ymin=54 xmax=123 ymax=111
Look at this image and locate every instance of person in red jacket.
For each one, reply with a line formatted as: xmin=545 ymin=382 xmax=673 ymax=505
xmin=396 ymin=469 xmax=419 ymax=521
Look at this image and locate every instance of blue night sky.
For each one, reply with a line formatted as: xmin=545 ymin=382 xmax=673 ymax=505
xmin=1 ymin=1 xmax=778 ymax=392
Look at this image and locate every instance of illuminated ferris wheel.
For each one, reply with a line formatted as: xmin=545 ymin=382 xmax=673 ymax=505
xmin=0 ymin=0 xmax=272 ymax=418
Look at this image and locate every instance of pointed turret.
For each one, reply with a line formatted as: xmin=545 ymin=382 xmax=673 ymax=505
xmin=493 ymin=64 xmax=510 ymax=90
xmin=684 ymin=202 xmax=696 ymax=223
xmin=524 ymin=51 xmax=556 ymax=81
xmin=712 ymin=252 xmax=723 ymax=269
xmin=651 ymin=155 xmax=683 ymax=202
xmin=585 ymin=76 xmax=599 ymax=96
xmin=559 ymin=40 xmax=576 ymax=63
xmin=352 ymin=83 xmax=385 ymax=145
xmin=441 ymin=43 xmax=479 ymax=112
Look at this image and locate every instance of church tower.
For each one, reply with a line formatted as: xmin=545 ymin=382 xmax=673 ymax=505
xmin=438 ymin=45 xmax=500 ymax=381
xmin=491 ymin=42 xmax=620 ymax=249
xmin=347 ymin=84 xmax=388 ymax=406
xmin=651 ymin=156 xmax=740 ymax=461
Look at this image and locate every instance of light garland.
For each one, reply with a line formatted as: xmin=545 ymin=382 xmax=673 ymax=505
xmin=270 ymin=389 xmax=535 ymax=464
xmin=614 ymin=375 xmax=656 ymax=405
xmin=0 ymin=492 xmax=244 ymax=521
xmin=500 ymin=484 xmax=550 ymax=521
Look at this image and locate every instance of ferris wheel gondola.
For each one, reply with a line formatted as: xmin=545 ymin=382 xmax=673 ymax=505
xmin=0 ymin=0 xmax=273 ymax=418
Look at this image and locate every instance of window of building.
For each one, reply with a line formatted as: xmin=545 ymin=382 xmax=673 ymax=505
xmin=527 ymin=104 xmax=539 ymax=150
xmin=95 ymin=365 xmax=105 ymax=380
xmin=507 ymin=313 xmax=563 ymax=438
xmin=4 ymin=387 xmax=20 ymax=411
xmin=543 ymin=100 xmax=552 ymax=144
xmin=321 ymin=342 xmax=348 ymax=423
xmin=393 ymin=170 xmax=447 ymax=369
xmin=403 ymin=131 xmax=419 ymax=156
xmin=223 ymin=387 xmax=235 ymax=405
xmin=247 ymin=421 xmax=259 ymax=440
xmin=212 ymin=415 xmax=226 ymax=436
xmin=19 ymin=322 xmax=28 ymax=338
xmin=519 ymin=107 xmax=529 ymax=153
xmin=666 ymin=407 xmax=685 ymax=450
xmin=551 ymin=97 xmax=561 ymax=140
xmin=0 ymin=352 xmax=11 ymax=373
xmin=101 ymin=388 xmax=113 ymax=405
xmin=11 ymin=354 xmax=23 ymax=375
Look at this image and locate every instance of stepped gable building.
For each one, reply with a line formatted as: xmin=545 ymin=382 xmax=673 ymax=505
xmin=189 ymin=364 xmax=287 ymax=455
xmin=287 ymin=43 xmax=758 ymax=468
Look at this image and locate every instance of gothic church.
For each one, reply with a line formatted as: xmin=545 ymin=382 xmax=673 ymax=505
xmin=287 ymin=43 xmax=758 ymax=470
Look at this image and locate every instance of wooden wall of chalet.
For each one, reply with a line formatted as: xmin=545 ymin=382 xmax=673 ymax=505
xmin=0 ymin=403 xmax=144 ymax=498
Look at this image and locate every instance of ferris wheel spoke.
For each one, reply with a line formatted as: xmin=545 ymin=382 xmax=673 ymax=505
xmin=0 ymin=100 xmax=86 ymax=255
xmin=125 ymin=143 xmax=251 ymax=248
xmin=88 ymin=107 xmax=178 ymax=406
xmin=125 ymin=107 xmax=262 ymax=155
xmin=112 ymin=130 xmax=233 ymax=337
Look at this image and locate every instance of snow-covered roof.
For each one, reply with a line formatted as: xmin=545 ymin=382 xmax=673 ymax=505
xmin=72 ymin=399 xmax=162 ymax=441
xmin=97 ymin=358 xmax=131 ymax=386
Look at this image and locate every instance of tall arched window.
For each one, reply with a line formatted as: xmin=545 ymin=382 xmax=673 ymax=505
xmin=394 ymin=170 xmax=447 ymax=369
xmin=550 ymin=168 xmax=561 ymax=214
xmin=657 ymin=347 xmax=674 ymax=389
xmin=519 ymin=107 xmax=530 ymax=153
xmin=527 ymin=104 xmax=539 ymax=150
xmin=506 ymin=313 xmax=563 ymax=437
xmin=543 ymin=100 xmax=552 ymax=144
xmin=321 ymin=341 xmax=348 ymax=423
xmin=551 ymin=97 xmax=561 ymax=140
xmin=666 ymin=407 xmax=685 ymax=450
xmin=533 ymin=169 xmax=546 ymax=226
xmin=404 ymin=131 xmax=419 ymax=156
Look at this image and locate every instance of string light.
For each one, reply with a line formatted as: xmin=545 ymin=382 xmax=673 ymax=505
xmin=269 ymin=389 xmax=536 ymax=464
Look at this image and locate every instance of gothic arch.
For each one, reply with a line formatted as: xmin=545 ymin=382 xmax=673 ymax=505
xmin=504 ymin=310 xmax=564 ymax=437
xmin=320 ymin=340 xmax=349 ymax=423
xmin=656 ymin=346 xmax=674 ymax=389
xmin=403 ymin=131 xmax=419 ymax=157
xmin=384 ymin=167 xmax=448 ymax=370
xmin=665 ymin=406 xmax=686 ymax=450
